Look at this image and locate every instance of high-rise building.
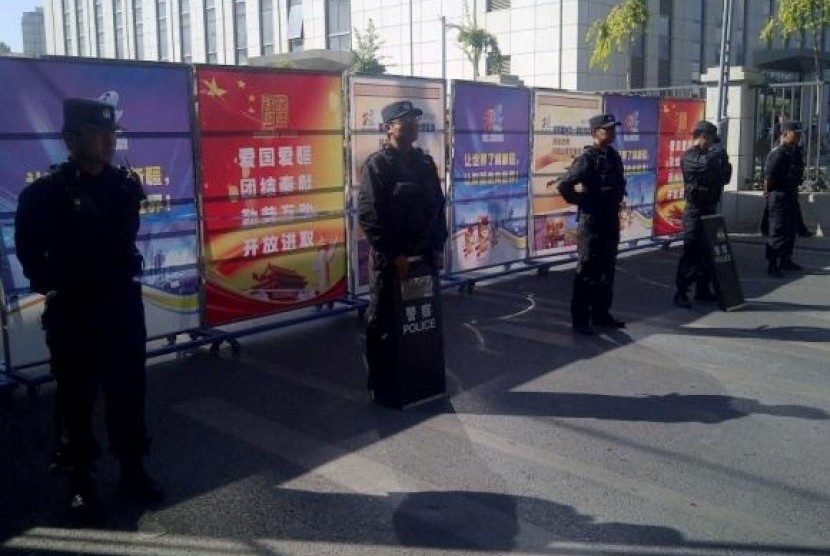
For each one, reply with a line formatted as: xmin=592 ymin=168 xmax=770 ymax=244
xmin=41 ymin=1 xmax=829 ymax=89
xmin=22 ymin=7 xmax=47 ymax=57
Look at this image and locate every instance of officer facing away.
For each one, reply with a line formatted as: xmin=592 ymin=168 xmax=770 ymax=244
xmin=556 ymin=114 xmax=627 ymax=335
xmin=357 ymin=100 xmax=448 ymax=405
xmin=764 ymin=120 xmax=805 ymax=277
xmin=673 ymin=120 xmax=732 ymax=308
xmin=14 ymin=98 xmax=162 ymax=523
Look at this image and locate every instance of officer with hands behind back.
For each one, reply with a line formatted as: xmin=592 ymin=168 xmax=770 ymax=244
xmin=358 ymin=100 xmax=448 ymax=406
xmin=14 ymin=98 xmax=162 ymax=525
xmin=764 ymin=119 xmax=805 ymax=277
xmin=673 ymin=120 xmax=732 ymax=308
xmin=556 ymin=114 xmax=627 ymax=336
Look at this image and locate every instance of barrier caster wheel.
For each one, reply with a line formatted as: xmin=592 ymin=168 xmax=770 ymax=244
xmin=27 ymin=384 xmax=40 ymax=402
xmin=537 ymin=265 xmax=550 ymax=276
xmin=358 ymin=307 xmax=366 ymax=320
xmin=466 ymin=281 xmax=475 ymax=294
xmin=229 ymin=339 xmax=241 ymax=355
xmin=209 ymin=342 xmax=222 ymax=356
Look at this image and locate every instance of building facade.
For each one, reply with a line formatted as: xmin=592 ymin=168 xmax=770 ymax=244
xmin=42 ymin=0 xmax=829 ymax=89
xmin=22 ymin=7 xmax=47 ymax=57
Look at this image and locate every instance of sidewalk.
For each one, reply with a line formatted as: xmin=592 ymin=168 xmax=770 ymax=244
xmin=1 ymin=238 xmax=829 ymax=556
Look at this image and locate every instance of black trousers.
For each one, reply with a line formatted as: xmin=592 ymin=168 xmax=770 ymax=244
xmin=571 ymin=214 xmax=620 ymax=326
xmin=675 ymin=206 xmax=714 ymax=293
xmin=43 ymin=282 xmax=149 ymax=471
xmin=365 ymin=265 xmax=396 ymax=394
xmin=765 ymin=192 xmax=798 ymax=263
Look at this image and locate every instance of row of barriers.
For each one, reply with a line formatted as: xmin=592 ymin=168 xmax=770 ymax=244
xmin=0 ymin=56 xmax=706 ymax=389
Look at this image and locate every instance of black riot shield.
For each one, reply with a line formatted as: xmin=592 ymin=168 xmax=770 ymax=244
xmin=701 ymin=214 xmax=746 ymax=311
xmin=383 ymin=257 xmax=446 ymax=408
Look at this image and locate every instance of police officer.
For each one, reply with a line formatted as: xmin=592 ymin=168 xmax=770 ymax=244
xmin=358 ymin=100 xmax=448 ymax=405
xmin=14 ymin=98 xmax=162 ymax=523
xmin=556 ymin=114 xmax=627 ymax=335
xmin=673 ymin=121 xmax=732 ymax=308
xmin=764 ymin=120 xmax=805 ymax=276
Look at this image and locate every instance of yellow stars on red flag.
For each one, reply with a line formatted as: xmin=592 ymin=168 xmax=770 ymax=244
xmin=201 ymin=77 xmax=228 ymax=99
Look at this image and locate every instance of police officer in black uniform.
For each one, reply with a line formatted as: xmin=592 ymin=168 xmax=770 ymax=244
xmin=764 ymin=120 xmax=805 ymax=277
xmin=673 ymin=121 xmax=732 ymax=308
xmin=14 ymin=98 xmax=162 ymax=523
xmin=358 ymin=100 xmax=447 ymax=405
xmin=556 ymin=114 xmax=627 ymax=335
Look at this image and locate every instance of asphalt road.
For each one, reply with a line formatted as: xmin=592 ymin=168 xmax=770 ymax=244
xmin=1 ymin=237 xmax=829 ymax=556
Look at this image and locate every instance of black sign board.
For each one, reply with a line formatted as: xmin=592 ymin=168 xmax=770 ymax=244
xmin=701 ymin=214 xmax=745 ymax=311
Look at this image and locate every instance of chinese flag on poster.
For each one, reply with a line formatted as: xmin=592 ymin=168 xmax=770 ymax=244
xmin=196 ymin=68 xmax=347 ymax=326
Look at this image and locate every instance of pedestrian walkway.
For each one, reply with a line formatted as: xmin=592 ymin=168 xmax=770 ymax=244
xmin=1 ymin=239 xmax=829 ymax=555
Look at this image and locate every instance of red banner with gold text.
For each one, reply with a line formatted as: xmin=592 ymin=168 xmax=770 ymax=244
xmin=196 ymin=68 xmax=346 ymax=325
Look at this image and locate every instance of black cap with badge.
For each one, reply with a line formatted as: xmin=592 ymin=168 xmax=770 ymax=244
xmin=62 ymin=98 xmax=121 ymax=133
xmin=381 ymin=100 xmax=423 ymax=124
xmin=781 ymin=120 xmax=803 ymax=133
xmin=589 ymin=113 xmax=621 ymax=131
xmin=693 ymin=120 xmax=718 ymax=136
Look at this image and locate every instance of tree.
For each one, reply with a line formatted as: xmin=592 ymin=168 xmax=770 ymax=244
xmin=351 ymin=19 xmax=386 ymax=75
xmin=586 ymin=0 xmax=649 ymax=89
xmin=456 ymin=2 xmax=503 ymax=79
xmin=0 ymin=41 xmax=11 ymax=55
xmin=760 ymin=0 xmax=830 ymax=80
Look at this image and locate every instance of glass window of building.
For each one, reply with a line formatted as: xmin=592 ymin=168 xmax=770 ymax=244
xmin=157 ymin=0 xmax=169 ymax=61
xmin=180 ymin=0 xmax=192 ymax=63
xmin=94 ymin=0 xmax=105 ymax=56
xmin=76 ymin=0 xmax=87 ymax=56
xmin=657 ymin=0 xmax=672 ymax=87
xmin=288 ymin=0 xmax=303 ymax=52
xmin=135 ymin=0 xmax=145 ymax=60
xmin=235 ymin=0 xmax=248 ymax=64
xmin=115 ymin=0 xmax=127 ymax=58
xmin=260 ymin=0 xmax=275 ymax=55
xmin=206 ymin=0 xmax=218 ymax=63
xmin=326 ymin=0 xmax=350 ymax=51
xmin=63 ymin=0 xmax=73 ymax=54
xmin=486 ymin=0 xmax=511 ymax=11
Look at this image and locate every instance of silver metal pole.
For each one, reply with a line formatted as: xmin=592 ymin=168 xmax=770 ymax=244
xmin=715 ymin=0 xmax=734 ymax=141
xmin=410 ymin=0 xmax=414 ymax=75
xmin=441 ymin=16 xmax=446 ymax=84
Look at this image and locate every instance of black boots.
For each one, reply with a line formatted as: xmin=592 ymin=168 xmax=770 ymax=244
xmin=673 ymin=290 xmax=692 ymax=309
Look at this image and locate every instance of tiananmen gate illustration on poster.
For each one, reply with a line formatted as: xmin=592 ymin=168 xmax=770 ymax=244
xmin=655 ymin=98 xmax=706 ymax=237
xmin=196 ymin=68 xmax=347 ymax=325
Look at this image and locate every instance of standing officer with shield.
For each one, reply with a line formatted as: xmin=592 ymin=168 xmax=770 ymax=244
xmin=673 ymin=121 xmax=732 ymax=308
xmin=358 ymin=100 xmax=448 ymax=407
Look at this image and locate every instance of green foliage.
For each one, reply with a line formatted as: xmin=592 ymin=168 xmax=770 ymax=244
xmin=271 ymin=58 xmax=295 ymax=69
xmin=456 ymin=1 xmax=502 ymax=79
xmin=586 ymin=0 xmax=649 ymax=72
xmin=0 ymin=41 xmax=11 ymax=54
xmin=351 ymin=19 xmax=386 ymax=75
xmin=761 ymin=0 xmax=830 ymax=78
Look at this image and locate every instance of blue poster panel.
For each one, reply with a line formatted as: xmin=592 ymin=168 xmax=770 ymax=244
xmin=450 ymin=82 xmax=531 ymax=272
xmin=0 ymin=57 xmax=199 ymax=368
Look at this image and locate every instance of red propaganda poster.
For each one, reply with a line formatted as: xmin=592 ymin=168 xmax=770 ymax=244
xmin=654 ymin=98 xmax=705 ymax=237
xmin=196 ymin=68 xmax=347 ymax=325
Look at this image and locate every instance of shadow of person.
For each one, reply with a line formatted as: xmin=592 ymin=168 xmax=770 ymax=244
xmin=455 ymin=392 xmax=829 ymax=423
xmin=392 ymin=490 xmax=685 ymax=550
